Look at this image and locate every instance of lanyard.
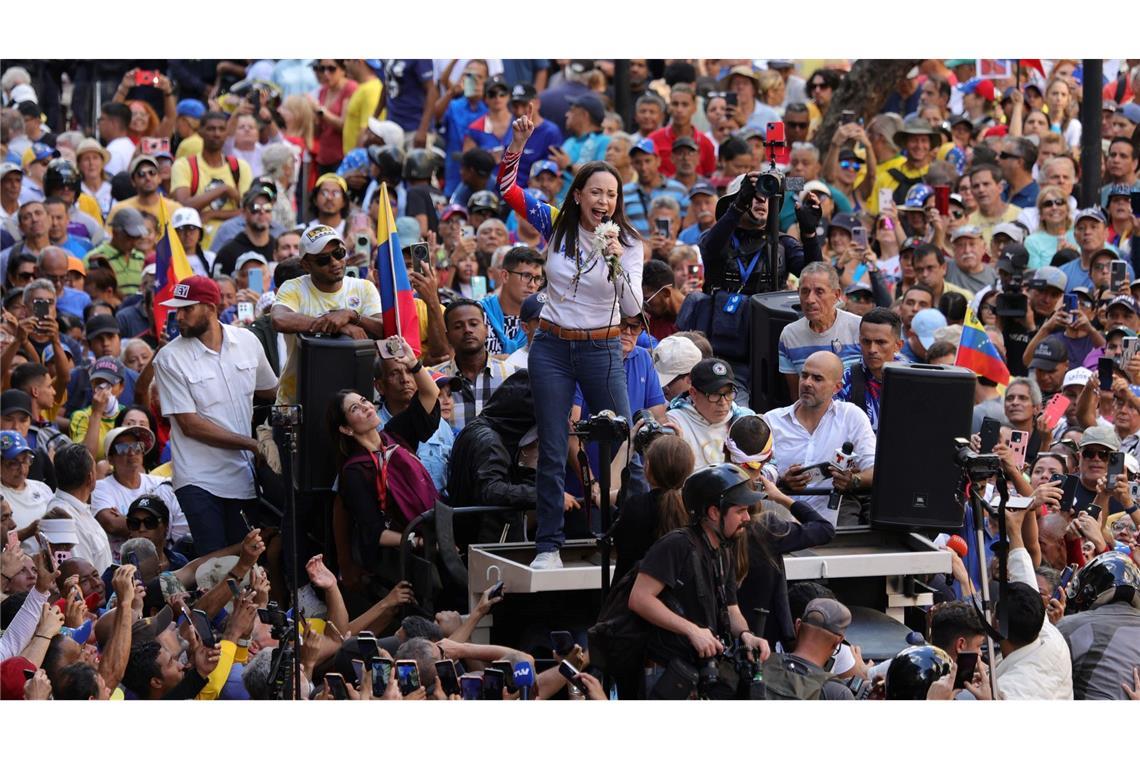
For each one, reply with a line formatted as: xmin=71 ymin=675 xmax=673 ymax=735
xmin=731 ymin=233 xmax=763 ymax=291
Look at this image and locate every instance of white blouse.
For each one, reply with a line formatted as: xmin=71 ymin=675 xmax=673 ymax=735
xmin=540 ymin=225 xmax=644 ymax=330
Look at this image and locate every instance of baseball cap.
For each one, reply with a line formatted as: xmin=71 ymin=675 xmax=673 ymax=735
xmin=845 ymin=281 xmax=873 ymax=296
xmin=1028 ymin=336 xmax=1067 ymax=371
xmin=629 ymin=138 xmax=657 ymax=157
xmin=85 ymin=314 xmax=120 ymax=340
xmin=39 ymin=518 xmax=78 ymax=546
xmin=176 ymin=99 xmax=206 ymax=119
xmin=242 ymin=185 xmax=276 ymax=209
xmin=440 ymin=203 xmax=469 ymax=221
xmin=1119 ymin=103 xmax=1140 ymax=125
xmin=1107 ymin=295 xmax=1139 ymax=314
xmin=234 ymin=251 xmax=269 ymax=271
xmin=996 ymin=245 xmax=1030 ymax=274
xmin=529 ymin=159 xmax=560 ymax=179
xmin=127 ymin=493 xmax=169 ymax=522
xmin=828 ymin=212 xmax=858 ymax=234
xmin=567 ymin=93 xmax=605 ymax=125
xmin=300 ymin=224 xmax=344 ymax=256
xmin=22 ymin=142 xmax=58 ymax=168
xmin=89 ymin=356 xmax=125 ymax=385
xmin=485 ymin=76 xmax=509 ymax=97
xmin=1063 ymin=367 xmax=1093 ymax=388
xmin=159 ymin=275 xmax=222 ymax=308
xmin=108 ymin=206 xmax=148 ymax=238
xmin=461 ymin=148 xmax=496 ymax=176
xmin=1091 ymin=248 xmax=1120 ymax=265
xmin=950 ymin=225 xmax=982 ymax=242
xmin=0 ymin=657 xmax=36 ymax=701
xmin=837 ymin=147 xmax=862 ymax=163
xmin=0 ymin=162 xmax=23 ymax=180
xmin=1074 ymin=207 xmax=1107 ymax=225
xmin=912 ymin=308 xmax=947 ymax=349
xmin=509 ymin=83 xmax=537 ymax=104
xmin=1106 ymin=184 xmax=1134 ymax=201
xmin=992 ymin=222 xmax=1026 ymax=244
xmin=652 ymin=336 xmax=703 ymax=388
xmin=958 ymin=78 xmax=996 ymax=102
xmin=688 ymin=180 xmax=716 ymax=200
xmin=900 ymin=237 xmax=922 ymax=253
xmin=519 ymin=292 xmax=546 ymax=323
xmin=1028 ymin=265 xmax=1067 ymax=292
xmin=0 ymin=430 xmax=33 ymax=460
xmin=128 ymin=154 xmax=158 ymax=176
xmin=672 ymin=136 xmax=699 ymax=152
xmin=171 ymin=207 xmax=202 ymax=230
xmin=0 ymin=389 xmax=33 ymax=418
xmin=1107 ymin=325 xmax=1138 ymax=339
xmin=1079 ymin=425 xmax=1120 ymax=452
xmin=1072 ymin=286 xmax=1095 ymax=303
xmin=801 ymin=598 xmax=852 ymax=636
xmin=689 ymin=357 xmax=735 ymax=395
xmin=799 ymin=180 xmax=831 ymax=204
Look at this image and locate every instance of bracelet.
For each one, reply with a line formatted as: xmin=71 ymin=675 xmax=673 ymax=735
xmin=409 ymin=360 xmax=424 ymax=374
xmin=236 ymin=638 xmax=251 ymax=648
xmin=1126 ymin=505 xmax=1138 ymax=515
xmin=34 ymin=634 xmax=51 ymax=640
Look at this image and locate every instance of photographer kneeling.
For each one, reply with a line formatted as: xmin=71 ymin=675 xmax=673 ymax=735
xmin=628 ymin=464 xmax=770 ymax=699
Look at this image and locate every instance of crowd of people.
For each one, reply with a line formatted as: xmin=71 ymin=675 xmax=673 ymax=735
xmin=1 ymin=57 xmax=1138 ymax=702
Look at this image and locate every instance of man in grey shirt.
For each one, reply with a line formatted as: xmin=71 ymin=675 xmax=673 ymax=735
xmin=946 ymin=226 xmax=997 ymax=295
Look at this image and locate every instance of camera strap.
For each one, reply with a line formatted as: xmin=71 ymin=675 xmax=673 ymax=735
xmin=692 ymin=528 xmax=732 ymax=642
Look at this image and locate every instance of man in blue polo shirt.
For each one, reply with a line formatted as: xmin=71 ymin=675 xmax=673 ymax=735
xmin=622 ymin=139 xmax=689 ymax=236
xmin=551 ymin=93 xmax=609 ymax=183
xmin=508 ymin=83 xmax=563 ymax=188
xmin=777 ymin=262 xmax=862 ymax=396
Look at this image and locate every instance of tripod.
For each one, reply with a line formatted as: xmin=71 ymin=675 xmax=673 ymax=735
xmin=270 ymin=405 xmax=303 ymax=699
xmin=570 ymin=412 xmax=629 ymax=597
xmin=964 ymin=473 xmax=1009 ymax=700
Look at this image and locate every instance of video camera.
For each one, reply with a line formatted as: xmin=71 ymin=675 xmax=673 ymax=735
xmin=270 ymin=404 xmax=302 ymax=428
xmin=632 ymin=409 xmax=673 ymax=454
xmin=571 ymin=410 xmax=629 ymax=444
xmin=953 ymin=438 xmax=1002 ymax=480
xmin=995 ymin=273 xmax=1027 ymax=318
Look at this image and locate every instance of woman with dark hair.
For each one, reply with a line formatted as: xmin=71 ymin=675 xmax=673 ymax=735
xmin=115 ymin=404 xmax=163 ymax=470
xmin=727 ymin=414 xmax=836 ymax=649
xmin=5 ymin=252 xmax=37 ymax=291
xmin=326 ymin=336 xmax=440 ymax=592
xmin=612 ymin=435 xmax=694 ymax=583
xmin=312 ymin=59 xmax=358 ymax=175
xmin=499 ymin=115 xmax=645 ymax=570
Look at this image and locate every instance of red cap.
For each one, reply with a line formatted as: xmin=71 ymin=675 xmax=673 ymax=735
xmin=160 ymin=275 xmax=222 ymax=308
xmin=975 ymin=79 xmax=996 ymax=102
xmin=0 ymin=656 xmax=35 ymax=700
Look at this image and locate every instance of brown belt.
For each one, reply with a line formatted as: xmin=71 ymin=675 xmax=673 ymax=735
xmin=539 ymin=319 xmax=620 ymax=341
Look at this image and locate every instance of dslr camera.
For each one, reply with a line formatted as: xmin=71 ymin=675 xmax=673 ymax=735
xmin=953 ymin=438 xmax=1002 ymax=480
xmin=571 ymin=410 xmax=629 ymax=443
xmin=632 ymin=409 xmax=673 ymax=454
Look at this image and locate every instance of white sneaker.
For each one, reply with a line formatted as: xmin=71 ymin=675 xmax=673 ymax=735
xmin=530 ymin=550 xmax=563 ymax=570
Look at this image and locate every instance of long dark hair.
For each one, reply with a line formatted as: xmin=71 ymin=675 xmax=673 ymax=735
xmin=548 ymin=161 xmax=641 ymax=263
xmin=115 ymin=404 xmax=161 ymax=470
xmin=644 ymin=435 xmax=694 ymax=538
xmin=326 ymin=389 xmax=361 ymax=468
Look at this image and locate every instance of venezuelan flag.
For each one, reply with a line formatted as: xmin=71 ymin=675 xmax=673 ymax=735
xmin=375 ymin=182 xmax=422 ymax=355
xmin=955 ymin=307 xmax=1010 ymax=386
xmin=153 ymin=202 xmax=194 ymax=334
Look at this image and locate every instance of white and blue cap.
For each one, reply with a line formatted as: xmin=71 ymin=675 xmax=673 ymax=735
xmin=519 ymin=292 xmax=547 ymax=323
xmin=0 ymin=430 xmax=33 ymax=460
xmin=912 ymin=308 xmax=947 ymax=349
xmin=1075 ymin=207 xmax=1107 ymax=225
xmin=629 ymin=138 xmax=657 ymax=157
xmin=529 ymin=159 xmax=560 ymax=179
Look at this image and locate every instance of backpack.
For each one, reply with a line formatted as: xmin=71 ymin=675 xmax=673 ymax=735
xmin=887 ymin=167 xmax=924 ymax=205
xmin=188 ymin=154 xmax=242 ymax=197
xmin=759 ymin=652 xmax=837 ymax=700
xmin=345 ymin=439 xmax=438 ymax=527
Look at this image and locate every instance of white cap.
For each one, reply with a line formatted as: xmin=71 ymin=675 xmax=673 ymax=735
xmin=9 ymin=83 xmax=37 ymax=105
xmin=1063 ymin=367 xmax=1093 ymax=388
xmin=993 ymin=222 xmax=1026 ymax=244
xmin=367 ymin=117 xmax=405 ymax=148
xmin=39 ymin=518 xmax=78 ymax=545
xmin=301 ymin=224 xmax=344 ymax=256
xmin=234 ymin=251 xmax=268 ymax=271
xmin=798 ymin=180 xmax=831 ymax=204
xmin=171 ymin=207 xmax=202 ymax=230
xmin=651 ymin=335 xmax=703 ymax=388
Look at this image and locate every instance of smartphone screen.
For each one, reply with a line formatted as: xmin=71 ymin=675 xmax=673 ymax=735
xmin=1053 ymin=565 xmax=1075 ymax=601
xmin=325 ymin=673 xmax=348 ymax=700
xmin=357 ymin=635 xmax=378 ymax=660
xmin=165 ymin=311 xmax=179 ymax=341
xmin=351 ymin=659 xmax=365 ymax=687
xmin=1099 ymin=356 xmax=1115 ymax=391
xmin=724 ymin=91 xmax=738 ymax=108
xmin=851 ymin=226 xmax=868 ymax=248
xmin=33 ymin=299 xmax=50 ymax=319
xmin=491 ymin=659 xmax=516 ymax=691
xmin=459 ymin=674 xmax=482 ymax=700
xmin=396 ymin=660 xmax=420 ymax=696
xmin=248 ymin=268 xmax=263 ymax=294
xmin=953 ymin=652 xmax=978 ymax=689
xmin=481 ymin=667 xmax=505 ymax=700
xmin=878 ymin=188 xmax=895 ymax=212
xmin=1111 ymin=260 xmax=1127 ymax=291
xmin=655 ymin=218 xmax=671 ymax=236
xmin=557 ymin=659 xmax=580 ymax=682
xmin=550 ymin=630 xmax=575 ymax=657
xmin=1060 ymin=475 xmax=1080 ymax=512
xmin=979 ymin=417 xmax=1001 ymax=454
xmin=1107 ymin=451 xmax=1125 ymax=487
xmin=370 ymin=657 xmax=392 ymax=697
xmin=435 ymin=659 xmax=461 ymax=697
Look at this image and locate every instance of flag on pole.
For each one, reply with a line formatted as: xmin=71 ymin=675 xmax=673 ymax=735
xmin=955 ymin=307 xmax=1010 ymax=386
xmin=153 ymin=202 xmax=194 ymax=335
xmin=375 ymin=182 xmax=422 ymax=355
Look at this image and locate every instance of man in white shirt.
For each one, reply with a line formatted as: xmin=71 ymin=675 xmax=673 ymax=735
xmin=45 ymin=443 xmax=113 ymax=574
xmin=153 ymin=275 xmax=278 ymax=554
xmin=766 ymin=351 xmax=876 ymax=524
xmin=96 ymin=103 xmax=136 ymax=177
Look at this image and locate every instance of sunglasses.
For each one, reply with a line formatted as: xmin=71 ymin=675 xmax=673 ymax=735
xmin=838 ymin=160 xmax=863 ymax=171
xmin=13 ymin=271 xmax=34 ymax=282
xmin=785 ymin=121 xmax=810 ymax=129
xmin=133 ymin=168 xmax=158 ymax=178
xmin=1040 ymin=198 xmax=1066 ymax=209
xmin=950 ymin=209 xmax=965 ymax=219
xmin=808 ymin=82 xmax=831 ymax=91
xmin=112 ymin=441 xmax=146 ymax=456
xmin=247 ymin=203 xmax=273 ymax=214
xmin=1082 ymin=448 xmax=1112 ymax=461
xmin=310 ymin=246 xmax=348 ymax=267
xmin=127 ymin=515 xmax=161 ymax=530
xmin=312 ymin=65 xmax=339 ymax=73
xmin=997 ymin=151 xmax=1022 ymax=161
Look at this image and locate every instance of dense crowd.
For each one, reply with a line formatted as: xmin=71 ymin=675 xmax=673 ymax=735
xmin=1 ymin=58 xmax=1138 ymax=702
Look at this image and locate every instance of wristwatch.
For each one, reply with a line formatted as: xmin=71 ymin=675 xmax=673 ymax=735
xmin=851 ymin=474 xmax=863 ymax=491
xmin=1126 ymin=505 xmax=1138 ymax=515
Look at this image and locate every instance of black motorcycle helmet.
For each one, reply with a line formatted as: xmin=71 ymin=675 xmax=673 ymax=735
xmin=44 ymin=158 xmax=81 ymax=197
xmin=1068 ymin=551 xmax=1140 ymax=612
xmin=403 ymin=148 xmax=436 ymax=181
xmin=681 ymin=464 xmax=763 ymax=537
xmin=884 ymin=645 xmax=952 ymax=700
xmin=368 ymin=144 xmax=405 ymax=183
xmin=467 ymin=190 xmax=501 ymax=215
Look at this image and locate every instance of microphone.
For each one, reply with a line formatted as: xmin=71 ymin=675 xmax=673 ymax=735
xmin=601 ymin=214 xmax=612 ymax=224
xmin=512 ymin=661 xmax=535 ymax=701
xmin=832 ymin=442 xmax=855 ymax=470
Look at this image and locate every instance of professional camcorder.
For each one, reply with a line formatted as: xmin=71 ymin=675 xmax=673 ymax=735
xmin=995 ymin=273 xmax=1027 ymax=318
xmin=270 ymin=404 xmax=302 ymax=428
xmin=953 ymin=438 xmax=1002 ymax=480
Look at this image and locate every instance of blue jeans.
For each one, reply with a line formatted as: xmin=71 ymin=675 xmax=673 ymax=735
xmin=176 ymin=485 xmax=255 ymax=555
xmin=529 ymin=328 xmax=631 ymax=553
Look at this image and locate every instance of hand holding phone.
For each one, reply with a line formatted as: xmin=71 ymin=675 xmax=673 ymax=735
xmin=1099 ymin=356 xmax=1115 ymax=392
xmin=370 ymin=657 xmax=392 ymax=697
xmin=1041 ymin=394 xmax=1071 ymax=429
xmin=435 ymin=659 xmax=461 ymax=697
xmin=396 ymin=660 xmax=421 ymax=696
xmin=953 ymin=652 xmax=978 ymax=689
xmin=324 ymin=673 xmax=348 ymax=700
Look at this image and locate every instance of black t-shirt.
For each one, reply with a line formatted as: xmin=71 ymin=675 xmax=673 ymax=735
xmin=613 ymin=489 xmax=665 ymax=583
xmin=404 ymin=185 xmax=439 ymax=236
xmin=639 ymin=527 xmax=737 ymax=665
xmin=212 ymin=230 xmax=276 ymax=278
xmin=1001 ymin=323 xmax=1032 ymax=377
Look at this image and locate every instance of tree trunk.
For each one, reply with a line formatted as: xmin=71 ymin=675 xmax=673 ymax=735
xmin=812 ymin=59 xmax=922 ymax=155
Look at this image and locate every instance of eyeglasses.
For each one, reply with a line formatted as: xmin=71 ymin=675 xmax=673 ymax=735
xmin=112 ymin=441 xmax=146 ymax=456
xmin=703 ymin=389 xmax=736 ymax=404
xmin=13 ymin=271 xmax=34 ymax=283
xmin=838 ymin=160 xmax=863 ymax=171
xmin=808 ymin=81 xmax=831 ymax=92
xmin=318 ymin=188 xmax=344 ymax=198
xmin=506 ymin=270 xmax=544 ymax=285
xmin=312 ymin=65 xmax=338 ymax=73
xmin=1040 ymin=198 xmax=1066 ymax=209
xmin=126 ymin=515 xmax=161 ymax=530
xmin=950 ymin=209 xmax=965 ymax=219
xmin=619 ymin=321 xmax=644 ymax=334
xmin=1081 ymin=448 xmax=1112 ymax=461
xmin=2 ymin=452 xmax=34 ymax=465
xmin=133 ymin=168 xmax=158 ymax=179
xmin=310 ymin=246 xmax=348 ymax=267
xmin=247 ymin=203 xmax=273 ymax=214
xmin=487 ymin=90 xmax=509 ymax=99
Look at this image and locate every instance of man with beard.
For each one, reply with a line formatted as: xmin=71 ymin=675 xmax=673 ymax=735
xmin=152 ymin=275 xmax=278 ymax=553
xmin=211 ymin=187 xmax=277 ymax=278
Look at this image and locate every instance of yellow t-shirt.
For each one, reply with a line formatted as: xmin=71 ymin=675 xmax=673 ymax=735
xmin=78 ymin=193 xmax=104 ymax=225
xmin=868 ymin=159 xmax=928 ymax=215
xmin=176 ymin=133 xmax=204 ymax=160
xmin=968 ymin=205 xmax=1021 ymax=246
xmin=343 ymin=79 xmax=384 ymax=155
xmin=273 ymin=275 xmax=383 ymax=405
xmin=170 ymin=155 xmax=252 ymax=248
xmin=70 ymin=406 xmax=119 ymax=461
xmin=109 ymin=196 xmax=182 ymax=227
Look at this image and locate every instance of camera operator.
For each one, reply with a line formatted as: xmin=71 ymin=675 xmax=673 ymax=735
xmin=760 ymin=598 xmax=855 ymax=700
xmin=628 ymin=464 xmax=770 ymax=699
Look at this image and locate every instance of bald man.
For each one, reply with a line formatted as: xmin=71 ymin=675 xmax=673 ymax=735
xmin=36 ymin=246 xmax=92 ymax=318
xmin=1038 ymin=512 xmax=1072 ymax=570
xmin=766 ymin=350 xmax=878 ymax=524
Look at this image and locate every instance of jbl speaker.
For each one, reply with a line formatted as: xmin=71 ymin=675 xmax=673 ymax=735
xmin=870 ymin=363 xmax=974 ymax=531
xmin=297 ymin=334 xmax=377 ymax=492
xmin=748 ymin=290 xmax=802 ymax=413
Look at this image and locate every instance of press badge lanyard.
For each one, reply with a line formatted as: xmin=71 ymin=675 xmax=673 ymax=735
xmin=724 ymin=234 xmax=762 ymax=314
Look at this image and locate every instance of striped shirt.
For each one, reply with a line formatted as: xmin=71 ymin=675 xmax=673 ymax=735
xmin=777 ymin=309 xmax=862 ymax=376
xmin=621 ymin=178 xmax=690 ymax=235
xmin=428 ymin=355 xmax=517 ymax=432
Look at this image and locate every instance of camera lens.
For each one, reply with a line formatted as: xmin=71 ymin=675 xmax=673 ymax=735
xmin=756 ymin=173 xmax=782 ymax=197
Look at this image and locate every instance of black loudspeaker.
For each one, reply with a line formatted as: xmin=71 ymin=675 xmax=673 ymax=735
xmin=870 ymin=363 xmax=975 ymax=531
xmin=748 ymin=290 xmax=802 ymax=413
xmin=297 ymin=334 xmax=377 ymax=492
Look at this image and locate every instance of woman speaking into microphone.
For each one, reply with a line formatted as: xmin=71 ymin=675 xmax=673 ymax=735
xmin=499 ymin=115 xmax=645 ymax=569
